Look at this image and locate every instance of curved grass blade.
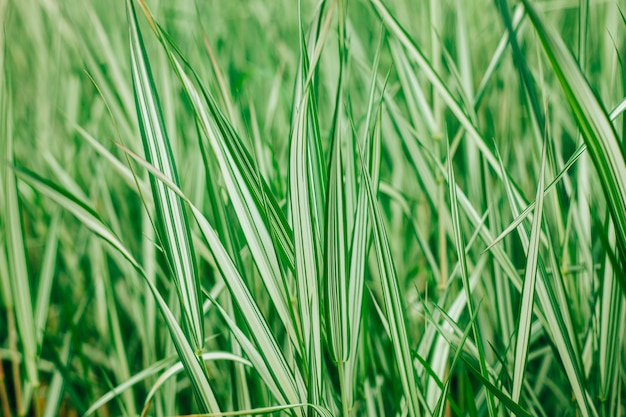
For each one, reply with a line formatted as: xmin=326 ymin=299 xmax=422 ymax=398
xmin=14 ymin=167 xmax=221 ymax=415
xmin=114 ymin=141 xmax=307 ymax=410
xmin=136 ymin=0 xmax=296 ymax=274
xmin=369 ymin=0 xmax=500 ymax=173
xmin=522 ymin=0 xmax=626 ymax=275
xmin=141 ymin=352 xmax=252 ymax=417
xmin=496 ymin=141 xmax=596 ymax=417
xmin=126 ymin=0 xmax=204 ymax=350
xmin=132 ymin=3 xmax=300 ymax=354
xmin=200 ymin=402 xmax=333 ymax=417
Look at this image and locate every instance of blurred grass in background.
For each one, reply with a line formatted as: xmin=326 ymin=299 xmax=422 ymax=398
xmin=1 ymin=0 xmax=625 ymax=416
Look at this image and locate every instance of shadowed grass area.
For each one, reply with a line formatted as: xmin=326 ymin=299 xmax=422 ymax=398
xmin=1 ymin=0 xmax=625 ymax=416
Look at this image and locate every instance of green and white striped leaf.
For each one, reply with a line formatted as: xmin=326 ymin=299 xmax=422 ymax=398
xmin=511 ymin=139 xmax=547 ymax=405
xmin=358 ymin=112 xmax=421 ymax=417
xmin=3 ymin=83 xmax=39 ymax=393
xmin=522 ymin=0 xmax=626 ymax=273
xmin=14 ymin=167 xmax=221 ymax=414
xmin=126 ymin=0 xmax=204 ymax=350
xmin=113 ymin=141 xmax=307 ymax=411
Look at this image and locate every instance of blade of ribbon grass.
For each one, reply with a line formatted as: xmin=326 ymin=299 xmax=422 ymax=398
xmin=3 ymin=79 xmax=39 ymax=397
xmin=115 ymin=141 xmax=307 ymax=410
xmin=522 ymin=0 xmax=626 ymax=275
xmin=510 ymin=139 xmax=547 ymax=407
xmin=136 ymin=0 xmax=296 ymax=275
xmin=447 ymin=140 xmax=496 ymax=417
xmin=14 ymin=166 xmax=221 ymax=414
xmin=357 ymin=114 xmax=421 ymax=417
xmin=126 ymin=0 xmax=204 ymax=351
xmin=496 ymin=147 xmax=596 ymax=417
xmin=287 ymin=2 xmax=333 ymax=403
xmin=134 ymin=2 xmax=300 ymax=354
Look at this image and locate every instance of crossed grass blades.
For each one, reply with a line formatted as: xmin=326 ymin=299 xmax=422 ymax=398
xmin=1 ymin=0 xmax=625 ymax=416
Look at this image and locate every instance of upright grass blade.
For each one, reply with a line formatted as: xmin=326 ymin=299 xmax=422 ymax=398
xmin=115 ymin=141 xmax=307 ymax=412
xmin=511 ymin=139 xmax=547 ymax=407
xmin=290 ymin=86 xmax=323 ymax=405
xmin=324 ymin=42 xmax=349 ymax=414
xmin=126 ymin=0 xmax=204 ymax=351
xmin=133 ymin=2 xmax=301 ymax=356
xmin=598 ymin=225 xmax=623 ymax=403
xmin=136 ymin=0 xmax=296 ymax=276
xmin=33 ymin=211 xmax=60 ymax=348
xmin=447 ymin=140 xmax=496 ymax=417
xmin=522 ymin=0 xmax=626 ymax=275
xmin=357 ymin=111 xmax=421 ymax=417
xmin=2 ymin=79 xmax=39 ymax=399
xmin=369 ymin=0 xmax=501 ymax=173
xmin=287 ymin=3 xmax=332 ymax=404
xmin=14 ymin=167 xmax=221 ymax=414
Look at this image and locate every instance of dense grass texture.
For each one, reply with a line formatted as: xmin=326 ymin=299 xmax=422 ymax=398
xmin=1 ymin=0 xmax=625 ymax=416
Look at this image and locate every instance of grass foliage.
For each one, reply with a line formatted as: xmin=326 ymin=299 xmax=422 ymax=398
xmin=1 ymin=0 xmax=625 ymax=416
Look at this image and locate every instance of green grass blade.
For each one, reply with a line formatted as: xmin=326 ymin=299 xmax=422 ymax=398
xmin=126 ymin=0 xmax=204 ymax=350
xmin=447 ymin=139 xmax=496 ymax=417
xmin=358 ymin=120 xmax=421 ymax=417
xmin=598 ymin=224 xmax=624 ymax=401
xmin=289 ymin=7 xmax=330 ymax=400
xmin=137 ymin=0 xmax=296 ymax=274
xmin=496 ymin=141 xmax=596 ymax=417
xmin=14 ymin=167 xmax=221 ymax=414
xmin=132 ymin=4 xmax=300 ymax=354
xmin=370 ymin=0 xmax=500 ymax=172
xmin=3 ymin=81 xmax=39 ymax=393
xmin=142 ymin=352 xmax=252 ymax=416
xmin=113 ymin=141 xmax=306 ymax=409
xmin=33 ymin=211 xmax=60 ymax=348
xmin=522 ymin=0 xmax=626 ymax=273
xmin=511 ymin=140 xmax=547 ymax=406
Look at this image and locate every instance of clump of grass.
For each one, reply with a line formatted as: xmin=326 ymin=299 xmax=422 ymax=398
xmin=1 ymin=0 xmax=625 ymax=416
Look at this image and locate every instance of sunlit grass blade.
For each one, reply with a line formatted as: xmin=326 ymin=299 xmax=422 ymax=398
xmin=369 ymin=0 xmax=500 ymax=172
xmin=136 ymin=0 xmax=296 ymax=274
xmin=126 ymin=0 xmax=204 ymax=350
xmin=324 ymin=43 xmax=349 ymax=416
xmin=290 ymin=92 xmax=323 ymax=403
xmin=211 ymin=301 xmax=305 ymax=412
xmin=522 ymin=0 xmax=626 ymax=273
xmin=14 ymin=167 xmax=221 ymax=414
xmin=598 ymin=224 xmax=624 ymax=402
xmin=89 ymin=240 xmax=136 ymax=416
xmin=84 ymin=354 xmax=179 ymax=416
xmin=288 ymin=4 xmax=331 ymax=403
xmin=33 ymin=210 xmax=60 ymax=347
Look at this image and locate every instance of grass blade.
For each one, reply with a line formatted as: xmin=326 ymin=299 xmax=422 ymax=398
xmin=511 ymin=139 xmax=547 ymax=406
xmin=522 ymin=0 xmax=626 ymax=274
xmin=126 ymin=0 xmax=204 ymax=350
xmin=2 ymin=79 xmax=39 ymax=397
xmin=447 ymin=139 xmax=496 ymax=417
xmin=14 ymin=167 xmax=221 ymax=414
xmin=358 ymin=112 xmax=421 ymax=417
